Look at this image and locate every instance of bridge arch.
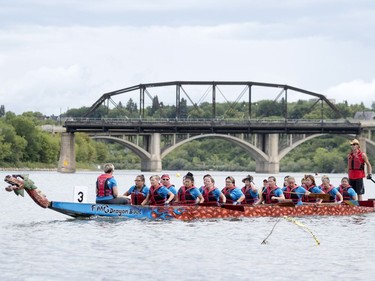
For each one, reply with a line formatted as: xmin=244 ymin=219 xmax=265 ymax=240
xmin=278 ymin=133 xmax=375 ymax=162
xmin=161 ymin=134 xmax=269 ymax=163
xmin=91 ymin=136 xmax=151 ymax=160
xmin=279 ymin=134 xmax=325 ymax=161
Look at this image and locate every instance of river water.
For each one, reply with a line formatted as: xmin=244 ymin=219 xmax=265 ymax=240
xmin=1 ymin=170 xmax=375 ymax=281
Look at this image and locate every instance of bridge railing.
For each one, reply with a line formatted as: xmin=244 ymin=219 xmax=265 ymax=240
xmin=65 ymin=117 xmax=359 ymax=124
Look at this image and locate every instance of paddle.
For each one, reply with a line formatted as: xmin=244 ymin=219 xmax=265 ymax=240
xmin=343 ymin=200 xmax=359 ymax=206
xmin=283 ymin=191 xmax=330 ymax=201
xmin=199 ymin=202 xmax=245 ymax=212
xmin=257 ymin=199 xmax=295 ymax=207
xmin=277 ymin=200 xmax=295 ymax=207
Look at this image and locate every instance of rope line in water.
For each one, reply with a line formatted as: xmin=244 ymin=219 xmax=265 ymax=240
xmin=283 ymin=216 xmax=320 ymax=246
xmin=261 ymin=216 xmax=320 ymax=246
xmin=261 ymin=218 xmax=281 ymax=244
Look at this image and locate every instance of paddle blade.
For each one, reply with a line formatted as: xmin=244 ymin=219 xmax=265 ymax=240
xmin=343 ymin=200 xmax=359 ymax=206
xmin=277 ymin=200 xmax=295 ymax=207
xmin=308 ymin=193 xmax=330 ymax=201
xmin=221 ymin=204 xmax=245 ymax=212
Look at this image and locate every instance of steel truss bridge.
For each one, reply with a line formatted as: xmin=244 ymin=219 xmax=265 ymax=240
xmin=58 ymin=81 xmax=373 ymax=173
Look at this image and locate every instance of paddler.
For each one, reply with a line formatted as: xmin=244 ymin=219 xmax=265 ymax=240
xmin=301 ymin=174 xmax=324 ymax=204
xmin=254 ymin=176 xmax=285 ymax=205
xmin=123 ymin=174 xmax=150 ymax=205
xmin=282 ymin=176 xmax=310 ymax=206
xmin=221 ymin=176 xmax=245 ymax=205
xmin=160 ymin=174 xmax=177 ymax=202
xmin=241 ymin=175 xmax=259 ymax=205
xmin=199 ymin=174 xmax=226 ymax=205
xmin=336 ymin=177 xmax=358 ymax=201
xmin=141 ymin=175 xmax=174 ymax=206
xmin=320 ymin=175 xmax=343 ymax=204
xmin=176 ymin=172 xmax=204 ymax=205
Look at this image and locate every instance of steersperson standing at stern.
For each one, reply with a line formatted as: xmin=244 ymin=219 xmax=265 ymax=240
xmin=348 ymin=138 xmax=372 ymax=201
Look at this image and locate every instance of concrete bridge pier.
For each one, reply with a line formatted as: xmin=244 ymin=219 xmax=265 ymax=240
xmin=358 ymin=135 xmax=367 ymax=154
xmin=141 ymin=132 xmax=162 ymax=172
xmin=58 ymin=132 xmax=76 ymax=173
xmin=255 ymin=133 xmax=280 ymax=174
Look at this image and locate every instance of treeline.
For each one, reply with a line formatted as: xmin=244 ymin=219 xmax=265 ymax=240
xmin=0 ymin=112 xmax=60 ymax=168
xmin=63 ymin=97 xmax=375 ymax=120
xmin=1 ymin=99 xmax=374 ymax=172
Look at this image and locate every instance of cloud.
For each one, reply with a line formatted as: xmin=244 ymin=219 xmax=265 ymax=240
xmin=0 ymin=2 xmax=375 ymax=115
xmin=325 ymin=79 xmax=375 ymax=107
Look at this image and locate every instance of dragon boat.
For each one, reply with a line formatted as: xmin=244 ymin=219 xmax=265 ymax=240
xmin=4 ymin=175 xmax=375 ymax=221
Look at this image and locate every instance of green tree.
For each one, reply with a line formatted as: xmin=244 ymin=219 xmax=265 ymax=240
xmin=9 ymin=115 xmax=42 ymax=162
xmin=126 ymin=98 xmax=138 ymax=114
xmin=0 ymin=105 xmax=5 ymax=117
xmin=38 ymin=134 xmax=60 ymax=164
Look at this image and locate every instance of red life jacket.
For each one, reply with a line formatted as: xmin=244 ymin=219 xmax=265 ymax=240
xmin=337 ymin=185 xmax=352 ymax=201
xmin=130 ymin=186 xmax=146 ymax=205
xmin=321 ymin=184 xmax=336 ymax=202
xmin=149 ymin=185 xmax=166 ymax=205
xmin=262 ymin=186 xmax=281 ymax=204
xmin=201 ymin=187 xmax=219 ymax=202
xmin=348 ymin=150 xmax=365 ymax=179
xmin=283 ymin=185 xmax=300 ymax=204
xmin=178 ymin=186 xmax=197 ymax=205
xmin=222 ymin=186 xmax=236 ymax=204
xmin=302 ymin=184 xmax=318 ymax=203
xmin=96 ymin=174 xmax=113 ymax=197
xmin=241 ymin=186 xmax=257 ymax=204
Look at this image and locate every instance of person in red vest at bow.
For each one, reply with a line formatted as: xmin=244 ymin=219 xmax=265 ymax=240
xmin=141 ymin=175 xmax=174 ymax=206
xmin=348 ymin=138 xmax=372 ymax=201
xmin=96 ymin=163 xmax=129 ymax=204
xmin=177 ymin=172 xmax=204 ymax=205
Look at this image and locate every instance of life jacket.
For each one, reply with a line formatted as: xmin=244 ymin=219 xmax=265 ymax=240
xmin=178 ymin=186 xmax=197 ymax=205
xmin=302 ymin=184 xmax=318 ymax=203
xmin=321 ymin=184 xmax=336 ymax=202
xmin=262 ymin=186 xmax=280 ymax=204
xmin=283 ymin=185 xmax=300 ymax=204
xmin=130 ymin=186 xmax=146 ymax=205
xmin=96 ymin=174 xmax=113 ymax=197
xmin=337 ymin=185 xmax=352 ymax=201
xmin=348 ymin=150 xmax=365 ymax=179
xmin=241 ymin=186 xmax=257 ymax=204
xmin=201 ymin=187 xmax=219 ymax=202
xmin=149 ymin=185 xmax=166 ymax=205
xmin=222 ymin=187 xmax=237 ymax=204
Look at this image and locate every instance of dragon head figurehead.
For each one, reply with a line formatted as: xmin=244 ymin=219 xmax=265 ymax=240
xmin=4 ymin=175 xmax=50 ymax=208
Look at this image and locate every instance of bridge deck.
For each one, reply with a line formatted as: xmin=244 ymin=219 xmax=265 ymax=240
xmin=64 ymin=118 xmax=361 ymax=134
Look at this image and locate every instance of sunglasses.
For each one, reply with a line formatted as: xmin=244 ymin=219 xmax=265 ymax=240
xmin=161 ymin=178 xmax=169 ymax=180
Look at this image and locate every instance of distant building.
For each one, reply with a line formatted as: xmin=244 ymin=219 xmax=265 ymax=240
xmin=354 ymin=111 xmax=375 ymax=120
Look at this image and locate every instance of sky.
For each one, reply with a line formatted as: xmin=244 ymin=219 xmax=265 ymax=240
xmin=1 ymin=0 xmax=375 ymax=116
